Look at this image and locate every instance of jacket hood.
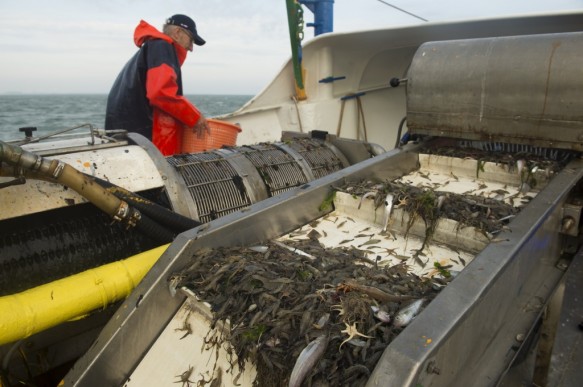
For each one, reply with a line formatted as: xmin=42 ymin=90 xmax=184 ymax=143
xmin=133 ymin=20 xmax=187 ymax=64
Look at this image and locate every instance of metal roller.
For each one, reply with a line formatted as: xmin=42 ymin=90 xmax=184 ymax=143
xmin=166 ymin=137 xmax=349 ymax=223
xmin=406 ymin=32 xmax=583 ymax=150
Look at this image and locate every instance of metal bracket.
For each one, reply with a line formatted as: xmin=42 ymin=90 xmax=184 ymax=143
xmin=560 ymin=202 xmax=582 ymax=236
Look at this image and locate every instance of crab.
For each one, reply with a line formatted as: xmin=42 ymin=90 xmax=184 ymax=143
xmin=336 ymin=282 xmax=355 ymax=294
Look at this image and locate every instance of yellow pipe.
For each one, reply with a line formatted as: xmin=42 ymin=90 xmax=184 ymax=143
xmin=1 ymin=142 xmax=133 ymax=225
xmin=55 ymin=163 xmax=129 ymax=220
xmin=0 ymin=244 xmax=169 ymax=346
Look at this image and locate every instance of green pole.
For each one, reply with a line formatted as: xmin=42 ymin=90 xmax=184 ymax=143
xmin=286 ymin=0 xmax=307 ymax=99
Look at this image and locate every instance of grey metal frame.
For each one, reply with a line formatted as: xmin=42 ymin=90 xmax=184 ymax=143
xmin=127 ymin=133 xmax=199 ymax=219
xmin=213 ymin=148 xmax=270 ymax=203
xmin=367 ymin=158 xmax=583 ymax=386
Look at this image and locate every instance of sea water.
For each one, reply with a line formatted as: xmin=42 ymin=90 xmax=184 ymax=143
xmin=0 ymin=94 xmax=252 ymax=142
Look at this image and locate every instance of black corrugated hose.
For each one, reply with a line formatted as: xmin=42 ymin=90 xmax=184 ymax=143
xmin=87 ymin=174 xmax=202 ymax=239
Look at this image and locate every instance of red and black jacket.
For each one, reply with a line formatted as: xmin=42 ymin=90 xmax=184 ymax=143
xmin=105 ymin=20 xmax=201 ymax=155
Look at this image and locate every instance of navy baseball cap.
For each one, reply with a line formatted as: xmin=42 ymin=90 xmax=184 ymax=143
xmin=166 ymin=14 xmax=206 ymax=46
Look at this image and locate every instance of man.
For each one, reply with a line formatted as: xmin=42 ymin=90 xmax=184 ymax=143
xmin=105 ymin=14 xmax=209 ymax=156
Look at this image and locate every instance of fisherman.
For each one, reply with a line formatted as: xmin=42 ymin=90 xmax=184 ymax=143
xmin=105 ymin=14 xmax=209 ymax=156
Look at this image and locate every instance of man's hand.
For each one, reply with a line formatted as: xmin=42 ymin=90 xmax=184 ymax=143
xmin=192 ymin=115 xmax=210 ymax=138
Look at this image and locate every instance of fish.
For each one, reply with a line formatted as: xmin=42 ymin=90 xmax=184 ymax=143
xmin=393 ymin=299 xmax=425 ymax=328
xmin=248 ymin=245 xmax=269 ymax=253
xmin=355 ymin=233 xmax=374 ymax=238
xmin=272 ymin=240 xmax=316 ymax=260
xmin=435 ymin=195 xmax=446 ymax=210
xmin=289 ymin=335 xmax=329 ymax=387
xmin=358 ymin=191 xmax=377 ymax=209
xmin=344 ymin=280 xmax=416 ymax=303
xmin=516 ymin=159 xmax=526 ymax=177
xmin=313 ymin=313 xmax=330 ymax=329
xmin=358 ymin=239 xmax=381 ymax=247
xmin=382 ymin=194 xmax=394 ymax=232
xmin=371 ymin=306 xmax=391 ymax=323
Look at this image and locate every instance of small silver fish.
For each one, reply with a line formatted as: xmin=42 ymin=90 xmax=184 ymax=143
xmin=313 ymin=313 xmax=330 ymax=329
xmin=393 ymin=299 xmax=424 ymax=328
xmin=375 ymin=310 xmax=392 ymax=323
xmin=358 ymin=239 xmax=381 ymax=247
xmin=289 ymin=335 xmax=329 ymax=387
xmin=358 ymin=191 xmax=377 ymax=209
xmin=248 ymin=245 xmax=269 ymax=253
xmin=168 ymin=275 xmax=183 ymax=297
xmin=382 ymin=194 xmax=394 ymax=232
xmin=516 ymin=159 xmax=526 ymax=177
xmin=435 ymin=195 xmax=446 ymax=210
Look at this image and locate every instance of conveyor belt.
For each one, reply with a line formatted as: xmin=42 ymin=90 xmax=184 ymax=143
xmin=64 ymin=141 xmax=583 ymax=386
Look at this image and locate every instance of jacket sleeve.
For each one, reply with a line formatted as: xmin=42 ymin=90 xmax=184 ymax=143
xmin=144 ymin=43 xmax=201 ymax=127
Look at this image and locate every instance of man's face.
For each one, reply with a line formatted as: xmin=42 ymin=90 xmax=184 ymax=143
xmin=174 ymin=27 xmax=194 ymax=52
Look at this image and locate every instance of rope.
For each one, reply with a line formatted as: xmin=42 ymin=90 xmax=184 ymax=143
xmin=375 ymin=0 xmax=428 ymax=22
xmin=336 ymin=99 xmax=347 ymax=136
xmin=336 ymin=95 xmax=368 ymax=142
xmin=356 ymin=96 xmax=368 ymax=142
xmin=292 ymin=96 xmax=304 ymax=133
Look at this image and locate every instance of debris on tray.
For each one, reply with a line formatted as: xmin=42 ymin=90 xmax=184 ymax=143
xmin=176 ymin=239 xmax=442 ymax=387
xmin=171 ymin=147 xmax=569 ymax=386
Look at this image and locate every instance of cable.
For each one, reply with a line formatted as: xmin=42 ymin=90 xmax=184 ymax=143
xmin=87 ymin=174 xmax=202 ymax=232
xmin=375 ymin=0 xmax=428 ymax=22
xmin=395 ymin=116 xmax=407 ymax=148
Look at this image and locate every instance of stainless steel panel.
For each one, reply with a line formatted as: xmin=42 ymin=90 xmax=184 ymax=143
xmin=128 ymin=133 xmax=199 ymax=219
xmin=407 ymin=32 xmax=583 ymax=151
xmin=366 ymin=158 xmax=583 ymax=387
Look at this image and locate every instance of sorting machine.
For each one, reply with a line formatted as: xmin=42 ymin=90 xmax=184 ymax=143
xmin=1 ymin=31 xmax=583 ymax=386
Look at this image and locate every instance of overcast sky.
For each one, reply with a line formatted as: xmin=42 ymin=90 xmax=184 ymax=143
xmin=0 ymin=0 xmax=581 ymax=95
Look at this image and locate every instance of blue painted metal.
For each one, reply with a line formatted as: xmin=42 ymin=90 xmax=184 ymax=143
xmin=340 ymin=92 xmax=366 ymax=101
xmin=299 ymin=0 xmax=334 ymax=35
xmin=318 ymin=75 xmax=346 ymax=83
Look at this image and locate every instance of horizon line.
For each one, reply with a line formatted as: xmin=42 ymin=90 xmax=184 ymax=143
xmin=0 ymin=92 xmax=255 ymax=96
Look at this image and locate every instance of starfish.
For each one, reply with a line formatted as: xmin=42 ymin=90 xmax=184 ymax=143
xmin=339 ymin=322 xmax=373 ymax=348
xmin=174 ymin=365 xmax=193 ymax=387
xmin=397 ymin=196 xmax=409 ymax=208
xmin=330 ymin=304 xmax=345 ymax=316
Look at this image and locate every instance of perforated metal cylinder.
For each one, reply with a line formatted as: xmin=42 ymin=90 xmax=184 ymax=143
xmin=166 ymin=138 xmax=348 ymax=223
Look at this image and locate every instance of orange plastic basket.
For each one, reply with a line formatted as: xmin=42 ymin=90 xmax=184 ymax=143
xmin=181 ymin=119 xmax=242 ymax=153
